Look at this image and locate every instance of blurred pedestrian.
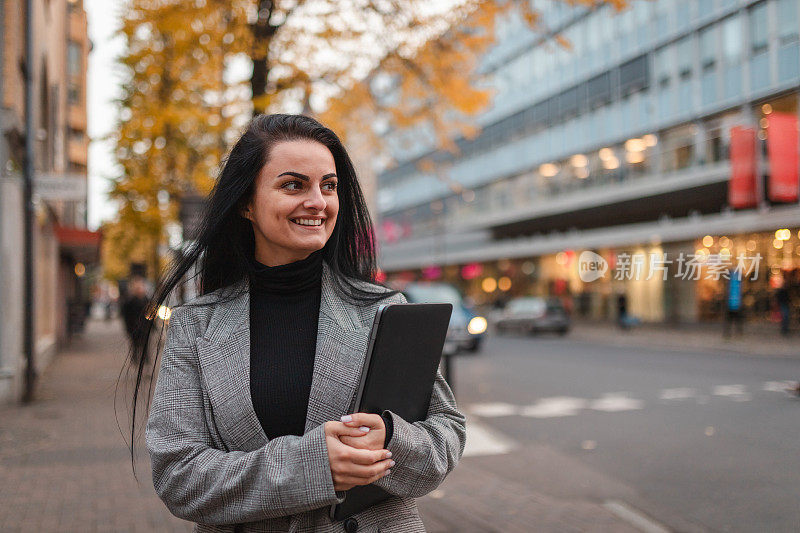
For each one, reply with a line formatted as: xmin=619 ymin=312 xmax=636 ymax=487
xmin=121 ymin=276 xmax=150 ymax=358
xmin=130 ymin=114 xmax=465 ymax=531
xmin=617 ymin=293 xmax=629 ymax=330
xmin=723 ymin=270 xmax=744 ymax=337
xmin=776 ymin=282 xmax=791 ymax=336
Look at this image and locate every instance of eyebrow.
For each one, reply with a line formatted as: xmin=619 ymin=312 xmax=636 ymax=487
xmin=277 ymin=171 xmax=337 ymax=181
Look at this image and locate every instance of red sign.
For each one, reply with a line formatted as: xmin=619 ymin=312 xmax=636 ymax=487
xmin=460 ymin=263 xmax=483 ymax=280
xmin=422 ymin=265 xmax=442 ymax=280
xmin=728 ymin=126 xmax=759 ymax=209
xmin=767 ymin=112 xmax=799 ymax=203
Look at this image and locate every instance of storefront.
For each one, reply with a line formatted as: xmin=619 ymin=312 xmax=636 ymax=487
xmin=692 ymin=229 xmax=800 ymax=324
xmin=387 ymin=227 xmax=799 ymax=325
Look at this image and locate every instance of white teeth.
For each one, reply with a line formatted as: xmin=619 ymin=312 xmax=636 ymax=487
xmin=293 ymin=219 xmax=323 ymax=226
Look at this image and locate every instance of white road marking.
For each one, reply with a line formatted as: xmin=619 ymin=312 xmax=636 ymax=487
xmin=590 ymin=393 xmax=644 ymax=412
xmin=520 ymin=397 xmax=587 ymax=418
xmin=468 ymin=382 xmax=777 ymax=424
xmin=467 ymin=402 xmax=519 ymax=418
xmin=763 ymin=381 xmax=796 ymax=392
xmin=603 ymin=500 xmax=672 ymax=533
xmin=462 ymin=418 xmax=517 ymax=457
xmin=713 ymin=384 xmax=751 ymax=401
xmin=659 ymin=388 xmax=696 ymax=400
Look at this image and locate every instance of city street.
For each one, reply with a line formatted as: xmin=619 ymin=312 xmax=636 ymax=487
xmin=3 ymin=0 xmax=800 ymax=531
xmin=453 ymin=330 xmax=800 ymax=533
xmin=3 ymin=319 xmax=797 ymax=531
xmin=0 ymin=320 xmax=638 ymax=533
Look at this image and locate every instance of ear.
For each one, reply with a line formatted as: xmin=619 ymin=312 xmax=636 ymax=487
xmin=240 ymin=202 xmax=252 ymax=221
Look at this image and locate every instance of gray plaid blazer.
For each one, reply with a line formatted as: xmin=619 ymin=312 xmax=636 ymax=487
xmin=146 ymin=263 xmax=466 ymax=532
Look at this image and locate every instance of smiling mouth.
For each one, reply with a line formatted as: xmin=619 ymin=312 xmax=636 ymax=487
xmin=291 ymin=218 xmax=324 ymax=227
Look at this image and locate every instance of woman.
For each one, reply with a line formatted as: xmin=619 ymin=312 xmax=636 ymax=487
xmin=130 ymin=114 xmax=466 ymax=532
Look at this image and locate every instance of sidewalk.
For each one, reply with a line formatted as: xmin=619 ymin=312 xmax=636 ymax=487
xmin=0 ymin=319 xmax=190 ymax=533
xmin=0 ymin=319 xmax=645 ymax=532
xmin=569 ymin=320 xmax=799 ymax=359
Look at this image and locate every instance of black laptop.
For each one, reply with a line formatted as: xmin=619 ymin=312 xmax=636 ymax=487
xmin=330 ymin=302 xmax=453 ymax=521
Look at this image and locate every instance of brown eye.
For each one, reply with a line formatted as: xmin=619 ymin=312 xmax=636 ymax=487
xmin=282 ymin=181 xmax=302 ymax=190
xmin=322 ymin=181 xmax=337 ymax=191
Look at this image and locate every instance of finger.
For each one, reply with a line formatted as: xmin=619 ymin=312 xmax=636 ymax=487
xmin=335 ymin=458 xmax=394 ymax=481
xmin=347 ymin=447 xmax=393 ymax=466
xmin=337 ymin=467 xmax=391 ymax=488
xmin=326 ymin=421 xmax=370 ymax=438
xmin=340 ymin=434 xmax=382 ymax=450
xmin=340 ymin=413 xmax=383 ymax=429
xmin=365 ymin=467 xmax=391 ymax=485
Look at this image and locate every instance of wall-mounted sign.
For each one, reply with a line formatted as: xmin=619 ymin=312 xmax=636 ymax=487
xmin=35 ymin=173 xmax=87 ymax=201
xmin=729 ymin=126 xmax=758 ymax=209
xmin=767 ymin=112 xmax=799 ymax=203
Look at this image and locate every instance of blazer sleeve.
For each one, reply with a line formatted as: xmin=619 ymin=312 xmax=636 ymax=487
xmin=145 ymin=307 xmax=342 ymax=525
xmin=372 ymin=293 xmax=467 ymax=498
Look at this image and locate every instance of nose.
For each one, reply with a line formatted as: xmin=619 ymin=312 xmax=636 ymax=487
xmin=303 ymin=185 xmax=326 ymax=211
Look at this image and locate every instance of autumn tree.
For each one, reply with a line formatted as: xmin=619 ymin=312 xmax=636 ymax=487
xmin=104 ymin=0 xmax=251 ymax=280
xmin=248 ymin=0 xmax=628 ymax=149
xmin=104 ymin=0 xmax=629 ymax=281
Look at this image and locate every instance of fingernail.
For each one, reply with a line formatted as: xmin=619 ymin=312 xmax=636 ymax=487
xmin=389 ymin=460 xmax=396 ymax=467
xmin=386 ymin=469 xmax=391 ymax=475
xmin=359 ymin=426 xmax=370 ymax=432
xmin=385 ymin=451 xmax=392 ymax=458
xmin=341 ymin=415 xmax=352 ymax=423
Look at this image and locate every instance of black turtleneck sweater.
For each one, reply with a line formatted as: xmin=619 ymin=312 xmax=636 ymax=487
xmin=249 ymin=250 xmax=323 ymax=440
xmin=248 ymin=250 xmax=394 ymax=446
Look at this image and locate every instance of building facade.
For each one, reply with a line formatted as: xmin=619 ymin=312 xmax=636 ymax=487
xmin=0 ymin=0 xmax=95 ymax=402
xmin=375 ymin=0 xmax=800 ymax=325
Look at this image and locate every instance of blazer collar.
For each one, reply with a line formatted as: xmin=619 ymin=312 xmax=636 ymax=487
xmin=195 ymin=262 xmax=372 ymax=451
xmin=200 ymin=263 xmax=359 ymax=344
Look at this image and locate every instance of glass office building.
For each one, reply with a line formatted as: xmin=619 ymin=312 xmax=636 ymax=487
xmin=374 ymin=0 xmax=800 ymax=324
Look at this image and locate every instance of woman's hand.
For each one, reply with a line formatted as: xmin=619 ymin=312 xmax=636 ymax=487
xmin=324 ymin=421 xmax=394 ymax=491
xmin=338 ymin=413 xmax=386 ymax=451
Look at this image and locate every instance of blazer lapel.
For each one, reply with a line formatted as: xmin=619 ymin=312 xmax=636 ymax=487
xmin=196 ymin=284 xmax=270 ymax=452
xmin=195 ymin=265 xmax=374 ymax=452
xmin=304 ymin=264 xmax=372 ymax=433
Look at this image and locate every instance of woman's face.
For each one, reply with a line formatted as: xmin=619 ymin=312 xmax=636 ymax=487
xmin=244 ymin=139 xmax=339 ymax=266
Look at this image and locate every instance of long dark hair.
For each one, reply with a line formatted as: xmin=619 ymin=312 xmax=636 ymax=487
xmin=122 ymin=113 xmax=395 ymax=475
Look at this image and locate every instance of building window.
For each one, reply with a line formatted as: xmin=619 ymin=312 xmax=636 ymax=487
xmin=67 ymin=41 xmax=82 ymax=78
xmin=68 ymin=83 xmax=80 ymax=105
xmin=777 ymin=0 xmax=799 ymax=43
xmin=661 ymin=125 xmax=697 ymax=172
xmin=721 ymin=15 xmax=742 ymax=63
xmin=676 ymin=36 xmax=693 ymax=80
xmin=619 ymin=54 xmax=649 ymax=95
xmin=703 ymin=111 xmax=741 ymax=165
xmin=699 ymin=25 xmax=717 ymax=71
xmin=653 ymin=46 xmax=671 ymax=88
xmin=68 ymin=127 xmax=84 ymax=143
xmin=68 ymin=162 xmax=87 ymax=173
xmin=748 ymin=2 xmax=768 ymax=55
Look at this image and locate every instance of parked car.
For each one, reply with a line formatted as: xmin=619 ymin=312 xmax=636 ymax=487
xmin=494 ymin=296 xmax=570 ymax=335
xmin=399 ymin=282 xmax=487 ymax=354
